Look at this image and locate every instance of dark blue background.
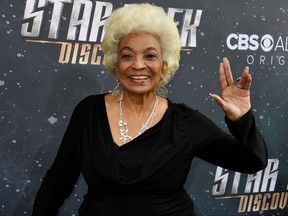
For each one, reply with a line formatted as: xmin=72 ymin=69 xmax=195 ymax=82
xmin=0 ymin=0 xmax=287 ymax=215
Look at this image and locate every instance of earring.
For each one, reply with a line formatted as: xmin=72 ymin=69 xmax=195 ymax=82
xmin=156 ymin=83 xmax=168 ymax=99
xmin=112 ymin=80 xmax=123 ymax=101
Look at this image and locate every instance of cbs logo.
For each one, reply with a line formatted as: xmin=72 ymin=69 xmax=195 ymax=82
xmin=226 ymin=33 xmax=274 ymax=52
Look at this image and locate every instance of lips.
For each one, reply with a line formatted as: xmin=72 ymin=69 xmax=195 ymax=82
xmin=128 ymin=75 xmax=150 ymax=80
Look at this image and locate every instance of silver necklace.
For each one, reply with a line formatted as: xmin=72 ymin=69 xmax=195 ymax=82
xmin=118 ymin=96 xmax=159 ymax=144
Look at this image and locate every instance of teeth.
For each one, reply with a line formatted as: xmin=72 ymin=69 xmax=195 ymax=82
xmin=129 ymin=75 xmax=149 ymax=80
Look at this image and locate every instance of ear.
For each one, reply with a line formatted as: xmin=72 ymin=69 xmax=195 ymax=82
xmin=162 ymin=62 xmax=168 ymax=76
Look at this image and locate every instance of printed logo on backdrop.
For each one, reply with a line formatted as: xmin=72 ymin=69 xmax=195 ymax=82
xmin=226 ymin=33 xmax=287 ymax=66
xmin=21 ymin=0 xmax=202 ymax=65
xmin=212 ymin=159 xmax=288 ymax=213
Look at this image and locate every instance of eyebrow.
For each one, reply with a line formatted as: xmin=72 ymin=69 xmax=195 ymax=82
xmin=119 ymin=46 xmax=159 ymax=53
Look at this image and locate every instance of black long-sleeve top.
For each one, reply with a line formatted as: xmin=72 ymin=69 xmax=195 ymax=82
xmin=33 ymin=94 xmax=267 ymax=216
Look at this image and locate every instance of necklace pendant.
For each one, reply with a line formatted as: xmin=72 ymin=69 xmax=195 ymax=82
xmin=118 ymin=120 xmax=127 ymax=127
xmin=118 ymin=96 xmax=159 ymax=144
xmin=119 ymin=133 xmax=132 ymax=143
xmin=119 ymin=128 xmax=128 ymax=135
xmin=119 ymin=119 xmax=132 ymax=143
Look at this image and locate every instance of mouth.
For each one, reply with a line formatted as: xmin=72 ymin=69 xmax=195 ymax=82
xmin=128 ymin=75 xmax=150 ymax=80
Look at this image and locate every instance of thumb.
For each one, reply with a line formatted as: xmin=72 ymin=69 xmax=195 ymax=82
xmin=209 ymin=93 xmax=226 ymax=108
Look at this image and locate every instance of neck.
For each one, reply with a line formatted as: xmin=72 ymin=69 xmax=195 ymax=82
xmin=118 ymin=92 xmax=159 ymax=144
xmin=121 ymin=92 xmax=157 ymax=115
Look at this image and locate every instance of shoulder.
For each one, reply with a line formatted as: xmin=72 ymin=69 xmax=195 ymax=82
xmin=168 ymin=99 xmax=198 ymax=118
xmin=76 ymin=94 xmax=105 ymax=107
xmin=72 ymin=93 xmax=106 ymax=115
xmin=168 ymin=99 xmax=216 ymax=128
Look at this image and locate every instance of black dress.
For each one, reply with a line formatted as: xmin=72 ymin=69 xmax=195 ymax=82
xmin=33 ymin=94 xmax=267 ymax=216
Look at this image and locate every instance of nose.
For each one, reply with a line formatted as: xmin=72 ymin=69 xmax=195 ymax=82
xmin=132 ymin=56 xmax=146 ymax=70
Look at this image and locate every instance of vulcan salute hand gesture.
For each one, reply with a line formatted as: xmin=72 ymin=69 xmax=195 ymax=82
xmin=210 ymin=57 xmax=252 ymax=121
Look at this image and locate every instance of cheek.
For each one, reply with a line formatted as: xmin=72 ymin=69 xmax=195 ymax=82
xmin=116 ymin=63 xmax=128 ymax=75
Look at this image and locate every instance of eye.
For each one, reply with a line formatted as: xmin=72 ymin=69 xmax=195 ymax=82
xmin=121 ymin=53 xmax=132 ymax=60
xmin=145 ymin=53 xmax=157 ymax=60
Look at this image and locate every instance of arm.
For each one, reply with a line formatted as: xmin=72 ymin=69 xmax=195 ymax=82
xmin=194 ymin=109 xmax=267 ymax=174
xmin=196 ymin=57 xmax=267 ymax=173
xmin=33 ymin=97 xmax=92 ymax=216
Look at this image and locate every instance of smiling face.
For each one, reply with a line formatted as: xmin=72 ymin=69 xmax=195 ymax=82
xmin=116 ymin=32 xmax=165 ymax=97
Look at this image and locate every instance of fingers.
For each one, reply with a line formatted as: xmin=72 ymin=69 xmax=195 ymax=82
xmin=220 ymin=57 xmax=252 ymax=90
xmin=219 ymin=62 xmax=227 ymax=92
xmin=209 ymin=93 xmax=230 ymax=114
xmin=219 ymin=57 xmax=234 ymax=92
xmin=223 ymin=57 xmax=234 ymax=86
xmin=235 ymin=67 xmax=252 ymax=90
xmin=209 ymin=93 xmax=221 ymax=103
xmin=244 ymin=73 xmax=252 ymax=90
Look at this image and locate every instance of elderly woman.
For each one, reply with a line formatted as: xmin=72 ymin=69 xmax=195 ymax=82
xmin=33 ymin=3 xmax=267 ymax=216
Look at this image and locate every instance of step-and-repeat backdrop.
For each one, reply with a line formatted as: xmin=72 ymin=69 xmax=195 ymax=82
xmin=1 ymin=0 xmax=287 ymax=215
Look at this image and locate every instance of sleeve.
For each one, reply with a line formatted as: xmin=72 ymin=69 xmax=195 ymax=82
xmin=185 ymin=108 xmax=268 ymax=174
xmin=32 ymin=96 xmax=93 ymax=216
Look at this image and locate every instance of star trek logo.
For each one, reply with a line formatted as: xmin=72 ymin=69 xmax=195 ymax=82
xmin=21 ymin=0 xmax=202 ymax=64
xmin=212 ymin=159 xmax=288 ymax=213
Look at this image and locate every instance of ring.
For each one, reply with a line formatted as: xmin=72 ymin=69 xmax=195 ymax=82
xmin=235 ymin=77 xmax=244 ymax=89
